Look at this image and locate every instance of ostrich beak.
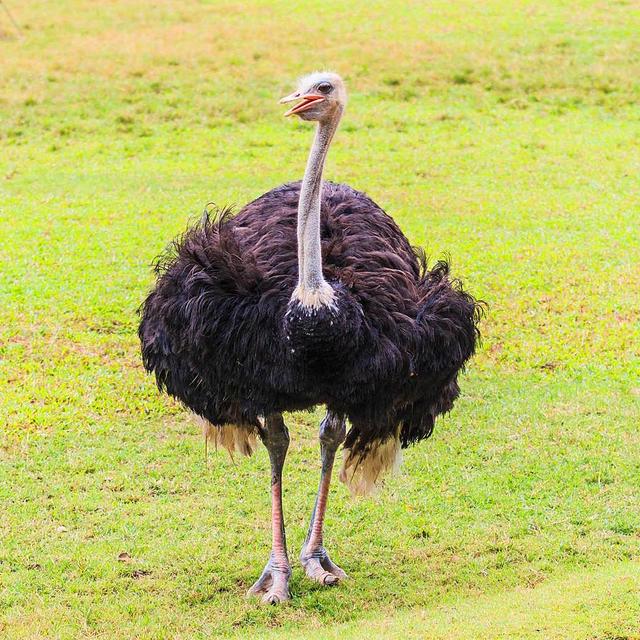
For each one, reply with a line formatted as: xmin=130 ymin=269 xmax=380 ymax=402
xmin=280 ymin=92 xmax=325 ymax=117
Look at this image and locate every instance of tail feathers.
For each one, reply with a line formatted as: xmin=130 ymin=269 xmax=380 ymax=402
xmin=339 ymin=431 xmax=402 ymax=497
xmin=152 ymin=206 xmax=262 ymax=300
xmin=197 ymin=416 xmax=258 ymax=458
xmin=138 ymin=206 xmax=263 ymax=401
xmin=415 ymin=260 xmax=484 ymax=373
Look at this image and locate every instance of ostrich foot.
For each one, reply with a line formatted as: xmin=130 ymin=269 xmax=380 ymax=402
xmin=247 ymin=560 xmax=291 ymax=604
xmin=300 ymin=546 xmax=347 ymax=586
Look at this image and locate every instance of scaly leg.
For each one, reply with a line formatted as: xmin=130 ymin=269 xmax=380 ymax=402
xmin=300 ymin=411 xmax=348 ymax=585
xmin=247 ymin=413 xmax=291 ymax=604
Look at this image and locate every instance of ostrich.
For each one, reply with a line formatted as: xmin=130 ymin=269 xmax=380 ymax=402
xmin=139 ymin=72 xmax=482 ymax=603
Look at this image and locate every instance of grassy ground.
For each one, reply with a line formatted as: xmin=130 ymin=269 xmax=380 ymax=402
xmin=1 ymin=0 xmax=639 ymax=638
xmin=258 ymin=562 xmax=640 ymax=640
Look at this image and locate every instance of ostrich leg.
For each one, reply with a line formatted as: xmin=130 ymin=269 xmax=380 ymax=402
xmin=300 ymin=411 xmax=348 ymax=585
xmin=247 ymin=413 xmax=291 ymax=604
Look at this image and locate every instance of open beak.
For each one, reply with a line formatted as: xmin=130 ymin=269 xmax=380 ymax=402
xmin=279 ymin=91 xmax=325 ymax=117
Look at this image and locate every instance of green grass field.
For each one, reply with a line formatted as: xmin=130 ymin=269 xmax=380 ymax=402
xmin=1 ymin=0 xmax=639 ymax=638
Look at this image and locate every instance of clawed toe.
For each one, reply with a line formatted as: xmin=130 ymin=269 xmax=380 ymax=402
xmin=262 ymin=589 xmax=289 ymax=605
xmin=323 ymin=572 xmax=340 ymax=585
xmin=300 ymin=548 xmax=348 ymax=586
xmin=247 ymin=583 xmax=291 ymax=604
xmin=247 ymin=564 xmax=291 ymax=604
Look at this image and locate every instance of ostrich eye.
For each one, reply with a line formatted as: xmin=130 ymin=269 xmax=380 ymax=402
xmin=317 ymin=82 xmax=333 ymax=94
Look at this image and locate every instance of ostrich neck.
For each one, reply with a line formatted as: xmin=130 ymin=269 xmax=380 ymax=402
xmin=295 ymin=109 xmax=342 ymax=306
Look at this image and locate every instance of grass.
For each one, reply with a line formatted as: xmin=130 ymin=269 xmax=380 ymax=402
xmin=257 ymin=562 xmax=640 ymax=639
xmin=1 ymin=0 xmax=639 ymax=638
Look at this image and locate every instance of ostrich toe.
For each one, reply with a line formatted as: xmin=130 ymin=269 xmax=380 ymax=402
xmin=300 ymin=546 xmax=347 ymax=585
xmin=246 ymin=561 xmax=291 ymax=604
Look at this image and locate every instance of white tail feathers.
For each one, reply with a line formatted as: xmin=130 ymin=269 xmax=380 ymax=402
xmin=196 ymin=416 xmax=257 ymax=458
xmin=339 ymin=433 xmax=402 ymax=497
xmin=195 ymin=414 xmax=401 ymax=496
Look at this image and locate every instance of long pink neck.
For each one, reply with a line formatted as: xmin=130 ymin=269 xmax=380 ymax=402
xmin=296 ymin=108 xmax=342 ymax=293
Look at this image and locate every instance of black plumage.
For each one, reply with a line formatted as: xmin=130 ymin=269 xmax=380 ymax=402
xmin=139 ymin=180 xmax=482 ymax=465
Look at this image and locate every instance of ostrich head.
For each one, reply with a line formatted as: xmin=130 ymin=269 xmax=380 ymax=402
xmin=280 ymin=72 xmax=346 ymax=122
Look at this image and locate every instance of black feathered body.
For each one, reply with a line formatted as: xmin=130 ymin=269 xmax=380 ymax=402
xmin=139 ymin=181 xmax=481 ymax=457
